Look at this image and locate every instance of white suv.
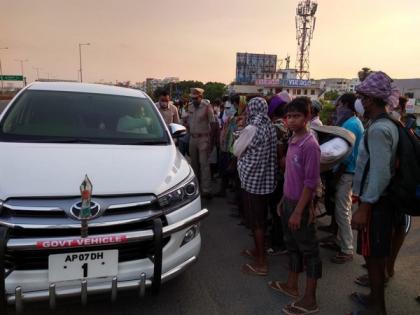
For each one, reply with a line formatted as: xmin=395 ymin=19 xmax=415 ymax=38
xmin=0 ymin=82 xmax=208 ymax=312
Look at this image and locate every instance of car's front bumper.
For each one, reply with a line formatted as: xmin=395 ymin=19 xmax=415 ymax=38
xmin=1 ymin=201 xmax=208 ymax=312
xmin=7 ymin=253 xmax=198 ymax=311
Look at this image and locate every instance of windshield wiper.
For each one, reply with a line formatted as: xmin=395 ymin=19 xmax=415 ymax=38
xmin=28 ymin=138 xmax=97 ymax=143
xmin=0 ymin=136 xmax=169 ymax=145
xmin=126 ymin=140 xmax=169 ymax=145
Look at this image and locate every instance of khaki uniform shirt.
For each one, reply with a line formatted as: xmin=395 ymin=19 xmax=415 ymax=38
xmin=156 ymin=102 xmax=180 ymax=125
xmin=187 ymin=101 xmax=215 ymax=135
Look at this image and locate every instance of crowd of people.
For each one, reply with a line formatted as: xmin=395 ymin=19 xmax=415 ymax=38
xmin=154 ymin=71 xmax=419 ymax=315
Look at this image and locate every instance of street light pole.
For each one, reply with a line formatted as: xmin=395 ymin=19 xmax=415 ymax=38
xmin=15 ymin=59 xmax=28 ymax=87
xmin=33 ymin=67 xmax=41 ymax=81
xmin=0 ymin=47 xmax=9 ymax=94
xmin=78 ymin=43 xmax=90 ymax=83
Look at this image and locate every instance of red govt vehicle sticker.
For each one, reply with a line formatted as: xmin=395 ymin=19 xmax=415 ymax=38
xmin=36 ymin=235 xmax=128 ymax=248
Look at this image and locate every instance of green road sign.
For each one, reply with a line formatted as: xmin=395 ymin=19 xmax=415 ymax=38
xmin=0 ymin=75 xmax=24 ymax=81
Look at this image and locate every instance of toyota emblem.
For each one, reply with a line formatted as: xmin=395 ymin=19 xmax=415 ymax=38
xmin=70 ymin=201 xmax=101 ymax=221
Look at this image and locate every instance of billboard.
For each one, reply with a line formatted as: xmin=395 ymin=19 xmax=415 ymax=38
xmin=255 ymin=79 xmax=280 ymax=87
xmin=282 ymin=79 xmax=312 ymax=87
xmin=236 ymin=53 xmax=277 ymax=84
xmin=254 ymin=78 xmax=314 ymax=88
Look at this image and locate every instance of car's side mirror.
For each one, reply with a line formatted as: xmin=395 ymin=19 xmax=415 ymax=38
xmin=169 ymin=123 xmax=187 ymax=138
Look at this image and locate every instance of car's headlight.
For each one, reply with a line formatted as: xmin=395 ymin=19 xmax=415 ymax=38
xmin=157 ymin=172 xmax=199 ymax=212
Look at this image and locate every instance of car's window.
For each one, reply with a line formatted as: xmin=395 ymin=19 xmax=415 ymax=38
xmin=0 ymin=90 xmax=169 ymax=145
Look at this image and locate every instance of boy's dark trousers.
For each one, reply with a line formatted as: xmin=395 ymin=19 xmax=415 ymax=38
xmin=281 ymin=197 xmax=322 ymax=279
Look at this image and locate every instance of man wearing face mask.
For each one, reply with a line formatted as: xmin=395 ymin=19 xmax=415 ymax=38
xmin=310 ymin=100 xmax=323 ymax=128
xmin=330 ymin=93 xmax=364 ymax=264
xmin=156 ymin=91 xmax=180 ymax=125
xmin=222 ymin=100 xmax=237 ymax=124
xmin=187 ymin=88 xmax=215 ymax=199
xmin=351 ymin=71 xmax=399 ymax=315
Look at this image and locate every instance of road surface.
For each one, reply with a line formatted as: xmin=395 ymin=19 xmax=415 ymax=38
xmin=14 ymin=193 xmax=420 ymax=315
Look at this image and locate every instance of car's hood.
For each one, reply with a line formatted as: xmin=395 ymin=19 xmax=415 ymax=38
xmin=0 ymin=142 xmax=191 ymax=199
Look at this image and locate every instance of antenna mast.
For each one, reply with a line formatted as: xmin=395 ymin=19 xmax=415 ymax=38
xmin=295 ymin=0 xmax=318 ymax=80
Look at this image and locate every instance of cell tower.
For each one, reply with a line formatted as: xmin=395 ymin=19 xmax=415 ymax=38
xmin=295 ymin=0 xmax=318 ymax=80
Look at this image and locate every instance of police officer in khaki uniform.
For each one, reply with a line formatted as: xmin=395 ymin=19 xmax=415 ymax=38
xmin=187 ymin=88 xmax=215 ymax=199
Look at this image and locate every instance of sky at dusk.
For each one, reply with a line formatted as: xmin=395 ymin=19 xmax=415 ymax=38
xmin=1 ymin=0 xmax=420 ymax=84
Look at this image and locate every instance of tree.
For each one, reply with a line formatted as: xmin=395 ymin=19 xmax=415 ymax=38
xmin=319 ymin=100 xmax=335 ymax=125
xmin=161 ymin=80 xmax=226 ymax=103
xmin=153 ymin=87 xmax=166 ymax=101
xmin=163 ymin=80 xmax=205 ymax=100
xmin=203 ymin=82 xmax=227 ymax=103
xmin=324 ymin=90 xmax=339 ymax=101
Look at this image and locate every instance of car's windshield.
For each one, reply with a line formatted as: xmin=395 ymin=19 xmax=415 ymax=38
xmin=0 ymin=89 xmax=169 ymax=145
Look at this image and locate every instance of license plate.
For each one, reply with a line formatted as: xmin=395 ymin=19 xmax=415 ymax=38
xmin=48 ymin=250 xmax=118 ymax=282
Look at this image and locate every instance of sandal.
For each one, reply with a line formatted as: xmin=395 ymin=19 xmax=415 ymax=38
xmin=267 ymin=247 xmax=288 ymax=256
xmin=331 ymin=252 xmax=353 ymax=264
xmin=241 ymin=263 xmax=268 ymax=276
xmin=268 ymin=281 xmax=299 ymax=298
xmin=240 ymin=249 xmax=256 ymax=259
xmin=354 ymin=274 xmax=370 ymax=287
xmin=282 ymin=302 xmax=319 ymax=315
xmin=350 ymin=292 xmax=370 ymax=308
xmin=354 ymin=274 xmax=389 ymax=288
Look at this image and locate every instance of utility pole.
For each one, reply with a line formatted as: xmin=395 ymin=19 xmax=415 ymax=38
xmin=15 ymin=59 xmax=28 ymax=86
xmin=78 ymin=43 xmax=90 ymax=82
xmin=0 ymin=47 xmax=8 ymax=94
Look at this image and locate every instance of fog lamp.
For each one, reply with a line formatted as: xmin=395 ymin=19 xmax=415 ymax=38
xmin=181 ymin=225 xmax=199 ymax=246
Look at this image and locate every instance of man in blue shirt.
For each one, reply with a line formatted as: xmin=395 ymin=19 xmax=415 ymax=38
xmin=331 ymin=93 xmax=364 ymax=264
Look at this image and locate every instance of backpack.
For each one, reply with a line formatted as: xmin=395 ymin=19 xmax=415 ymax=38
xmin=362 ymin=113 xmax=420 ymax=216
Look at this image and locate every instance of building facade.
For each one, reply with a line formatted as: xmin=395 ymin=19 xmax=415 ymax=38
xmin=319 ymin=78 xmax=360 ymax=93
xmin=136 ymin=77 xmax=180 ymax=93
xmin=254 ymin=77 xmax=322 ymax=100
xmin=236 ymin=53 xmax=277 ymax=84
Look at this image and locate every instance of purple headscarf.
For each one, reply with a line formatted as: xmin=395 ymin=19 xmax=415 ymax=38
xmin=268 ymin=91 xmax=292 ymax=117
xmin=355 ymin=71 xmax=393 ymax=101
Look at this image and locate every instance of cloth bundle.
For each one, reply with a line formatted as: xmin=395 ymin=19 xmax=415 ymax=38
xmin=311 ymin=125 xmax=356 ymax=172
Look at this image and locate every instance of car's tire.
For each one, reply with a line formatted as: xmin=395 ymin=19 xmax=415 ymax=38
xmin=0 ymin=227 xmax=8 ymax=314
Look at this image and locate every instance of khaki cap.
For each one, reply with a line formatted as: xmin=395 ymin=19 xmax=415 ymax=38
xmin=190 ymin=88 xmax=205 ymax=97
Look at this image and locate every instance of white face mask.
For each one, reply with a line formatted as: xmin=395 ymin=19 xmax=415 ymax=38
xmin=390 ymin=110 xmax=401 ymax=121
xmin=355 ymin=99 xmax=365 ymax=116
xmin=225 ymin=102 xmax=236 ymax=115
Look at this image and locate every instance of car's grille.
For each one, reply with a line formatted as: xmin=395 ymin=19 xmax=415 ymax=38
xmin=1 ymin=195 xmax=172 ymax=270
xmin=5 ymin=215 xmax=170 ymax=270
xmin=7 ymin=215 xmax=167 ymax=238
xmin=1 ymin=194 xmax=159 ymax=221
xmin=103 ymin=203 xmax=158 ymax=216
xmin=2 ymin=208 xmax=66 ymax=218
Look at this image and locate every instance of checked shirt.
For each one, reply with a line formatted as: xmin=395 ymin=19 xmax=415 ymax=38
xmin=237 ymin=123 xmax=277 ymax=195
